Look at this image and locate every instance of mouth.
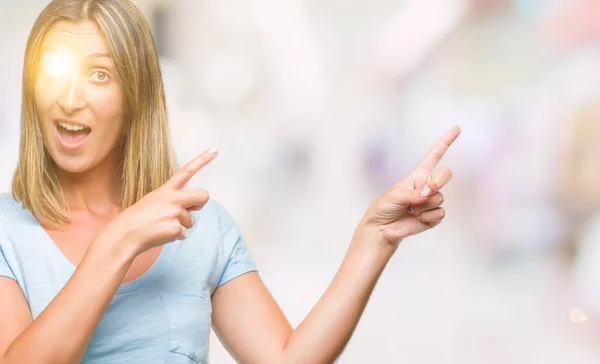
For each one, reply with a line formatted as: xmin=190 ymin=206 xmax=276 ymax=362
xmin=54 ymin=119 xmax=92 ymax=151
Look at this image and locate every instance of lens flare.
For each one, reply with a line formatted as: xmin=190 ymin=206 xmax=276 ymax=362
xmin=42 ymin=52 xmax=73 ymax=80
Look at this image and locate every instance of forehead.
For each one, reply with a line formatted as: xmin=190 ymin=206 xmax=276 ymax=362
xmin=41 ymin=20 xmax=109 ymax=56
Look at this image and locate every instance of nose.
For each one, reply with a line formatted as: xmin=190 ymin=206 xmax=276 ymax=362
xmin=57 ymin=72 xmax=86 ymax=114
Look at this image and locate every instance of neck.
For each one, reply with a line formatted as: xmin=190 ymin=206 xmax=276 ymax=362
xmin=56 ymin=147 xmax=123 ymax=216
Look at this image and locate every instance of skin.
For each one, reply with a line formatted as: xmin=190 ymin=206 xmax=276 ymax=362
xmin=0 ymin=19 xmax=461 ymax=364
xmin=34 ymin=20 xmax=161 ymax=283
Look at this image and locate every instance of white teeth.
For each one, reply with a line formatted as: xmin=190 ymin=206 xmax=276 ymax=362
xmin=58 ymin=122 xmax=88 ymax=131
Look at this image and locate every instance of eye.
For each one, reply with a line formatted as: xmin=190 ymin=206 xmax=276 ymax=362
xmin=89 ymin=70 xmax=110 ymax=83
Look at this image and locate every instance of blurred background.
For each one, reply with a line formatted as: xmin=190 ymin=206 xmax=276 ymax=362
xmin=2 ymin=0 xmax=600 ymax=362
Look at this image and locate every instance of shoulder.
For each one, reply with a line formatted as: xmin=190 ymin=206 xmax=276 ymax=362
xmin=0 ymin=193 xmax=16 ymax=215
xmin=177 ymin=198 xmax=244 ymax=259
xmin=0 ymin=193 xmax=31 ymax=227
xmin=191 ymin=198 xmax=239 ymax=236
xmin=0 ymin=193 xmax=32 ymax=255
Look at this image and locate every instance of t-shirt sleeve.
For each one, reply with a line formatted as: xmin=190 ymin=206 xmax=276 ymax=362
xmin=212 ymin=200 xmax=258 ymax=288
xmin=0 ymin=244 xmax=16 ymax=280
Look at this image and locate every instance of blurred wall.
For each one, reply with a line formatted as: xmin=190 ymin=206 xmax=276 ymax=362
xmin=2 ymin=0 xmax=600 ymax=363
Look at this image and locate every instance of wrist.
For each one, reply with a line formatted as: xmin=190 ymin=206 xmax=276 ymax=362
xmin=113 ymin=236 xmax=140 ymax=265
xmin=353 ymin=220 xmax=399 ymax=258
xmin=90 ymin=229 xmax=138 ymax=268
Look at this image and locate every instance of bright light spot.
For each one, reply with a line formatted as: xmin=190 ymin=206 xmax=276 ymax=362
xmin=43 ymin=52 xmax=73 ymax=80
xmin=569 ymin=307 xmax=588 ymax=324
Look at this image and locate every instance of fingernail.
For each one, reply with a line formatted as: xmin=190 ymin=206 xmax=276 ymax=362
xmin=182 ymin=227 xmax=189 ymax=239
xmin=208 ymin=147 xmax=218 ymax=156
xmin=191 ymin=214 xmax=195 ymax=225
xmin=420 ymin=187 xmax=431 ymax=197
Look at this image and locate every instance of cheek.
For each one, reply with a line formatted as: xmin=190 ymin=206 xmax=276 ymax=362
xmin=33 ymin=80 xmax=55 ymax=120
xmin=89 ymin=86 xmax=125 ymax=133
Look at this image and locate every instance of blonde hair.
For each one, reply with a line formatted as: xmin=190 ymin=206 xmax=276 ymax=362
xmin=12 ymin=0 xmax=177 ymax=229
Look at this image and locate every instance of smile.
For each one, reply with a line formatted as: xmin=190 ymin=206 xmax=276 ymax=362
xmin=54 ymin=119 xmax=92 ymax=151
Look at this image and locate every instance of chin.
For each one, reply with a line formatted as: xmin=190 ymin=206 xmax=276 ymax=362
xmin=53 ymin=157 xmax=94 ymax=174
xmin=47 ymin=148 xmax=96 ymax=174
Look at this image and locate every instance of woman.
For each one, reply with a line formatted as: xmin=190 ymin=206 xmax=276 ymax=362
xmin=0 ymin=0 xmax=460 ymax=363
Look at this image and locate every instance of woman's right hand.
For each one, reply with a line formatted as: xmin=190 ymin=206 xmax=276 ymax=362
xmin=96 ymin=148 xmax=219 ymax=257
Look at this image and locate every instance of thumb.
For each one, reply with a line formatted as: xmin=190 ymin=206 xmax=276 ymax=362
xmin=389 ymin=185 xmax=432 ymax=207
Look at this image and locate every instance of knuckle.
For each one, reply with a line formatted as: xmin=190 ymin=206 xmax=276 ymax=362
xmin=390 ymin=187 xmax=404 ymax=200
xmin=183 ymin=211 xmax=192 ymax=224
xmin=429 ymin=150 xmax=443 ymax=160
xmin=168 ymin=205 xmax=181 ymax=218
xmin=437 ymin=193 xmax=444 ymax=205
xmin=152 ymin=191 xmax=170 ymax=205
xmin=170 ymin=223 xmax=183 ymax=236
xmin=165 ymin=191 xmax=177 ymax=203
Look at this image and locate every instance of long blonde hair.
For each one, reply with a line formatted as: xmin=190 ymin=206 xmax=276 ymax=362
xmin=12 ymin=0 xmax=177 ymax=229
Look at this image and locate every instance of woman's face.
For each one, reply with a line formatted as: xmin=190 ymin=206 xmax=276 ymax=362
xmin=35 ymin=20 xmax=125 ymax=174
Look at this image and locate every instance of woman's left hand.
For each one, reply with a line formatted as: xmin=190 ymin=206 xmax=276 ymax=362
xmin=360 ymin=126 xmax=461 ymax=247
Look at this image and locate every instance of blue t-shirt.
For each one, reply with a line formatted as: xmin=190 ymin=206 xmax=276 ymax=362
xmin=0 ymin=193 xmax=257 ymax=363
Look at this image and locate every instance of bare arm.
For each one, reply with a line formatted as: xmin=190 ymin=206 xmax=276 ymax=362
xmin=0 ymin=149 xmax=218 ymax=364
xmin=212 ymin=127 xmax=461 ymax=363
xmin=211 ymin=224 xmax=395 ymax=364
xmin=0 ymin=239 xmax=135 ymax=364
xmin=280 ymin=225 xmax=395 ymax=363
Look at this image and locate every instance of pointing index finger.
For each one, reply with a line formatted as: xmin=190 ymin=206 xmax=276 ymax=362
xmin=418 ymin=126 xmax=461 ymax=172
xmin=165 ymin=148 xmax=218 ymax=190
